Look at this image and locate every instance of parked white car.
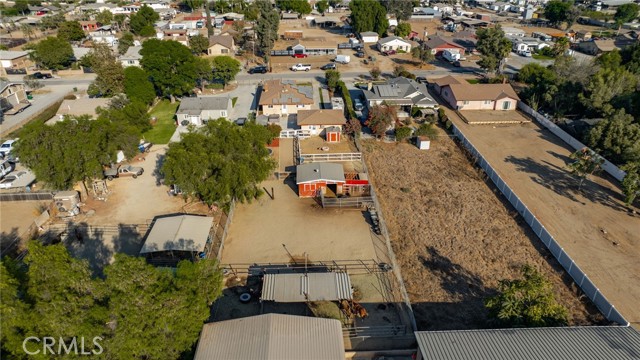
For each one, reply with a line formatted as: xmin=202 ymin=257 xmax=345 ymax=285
xmin=0 ymin=139 xmax=17 ymax=158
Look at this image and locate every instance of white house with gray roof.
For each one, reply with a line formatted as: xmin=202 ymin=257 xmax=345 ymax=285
xmin=377 ymin=36 xmax=413 ymax=53
xmin=176 ymin=96 xmax=232 ymax=126
xmin=120 ymin=46 xmax=142 ymax=68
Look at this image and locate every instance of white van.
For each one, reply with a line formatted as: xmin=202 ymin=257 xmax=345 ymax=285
xmin=334 ymin=55 xmax=351 ymax=64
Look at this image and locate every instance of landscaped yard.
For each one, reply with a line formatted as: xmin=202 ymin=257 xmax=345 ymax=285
xmin=143 ymin=100 xmax=179 ymax=144
xmin=532 ymin=54 xmax=555 ymax=60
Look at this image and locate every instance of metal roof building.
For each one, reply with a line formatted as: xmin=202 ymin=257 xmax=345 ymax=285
xmin=261 ymin=272 xmax=353 ymax=302
xmin=139 ymin=215 xmax=213 ymax=254
xmin=415 ymin=326 xmax=640 ymax=360
xmin=296 ymin=163 xmax=345 ymax=184
xmin=194 ymin=314 xmax=345 ymax=360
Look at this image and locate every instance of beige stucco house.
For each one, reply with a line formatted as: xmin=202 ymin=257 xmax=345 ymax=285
xmin=207 ymin=35 xmax=235 ymax=56
xmin=258 ymin=80 xmax=314 ymax=116
xmin=296 ymin=109 xmax=346 ymax=139
xmin=440 ymin=83 xmax=520 ymax=111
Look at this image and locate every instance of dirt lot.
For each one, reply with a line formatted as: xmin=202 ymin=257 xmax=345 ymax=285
xmin=221 ymin=179 xmax=378 ymax=265
xmin=300 ymin=135 xmax=358 ymax=154
xmin=459 ymin=110 xmax=532 ymax=124
xmin=361 ymin=134 xmax=606 ymax=330
xmin=447 ymin=112 xmax=640 ymax=328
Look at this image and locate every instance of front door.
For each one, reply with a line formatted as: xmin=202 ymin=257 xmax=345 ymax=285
xmin=281 ymin=105 xmax=288 ymax=115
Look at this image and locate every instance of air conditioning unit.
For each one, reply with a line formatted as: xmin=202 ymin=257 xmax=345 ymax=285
xmin=53 ymin=191 xmax=81 ymax=217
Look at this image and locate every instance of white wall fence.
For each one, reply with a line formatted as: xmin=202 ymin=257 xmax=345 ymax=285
xmin=518 ymin=102 xmax=627 ymax=182
xmin=280 ymin=129 xmax=310 ymax=139
xmin=300 ymin=152 xmax=362 ymax=163
xmin=451 ymin=124 xmax=629 ymax=326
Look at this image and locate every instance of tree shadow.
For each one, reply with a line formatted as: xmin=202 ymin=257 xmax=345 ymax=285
xmin=0 ymin=228 xmax=21 ymax=258
xmin=64 ymin=222 xmax=113 ymax=277
xmin=418 ymin=246 xmax=489 ymax=300
xmin=112 ymin=224 xmax=144 ymax=256
xmin=152 ymin=152 xmax=166 ymax=187
xmin=504 ymin=155 xmax=628 ymax=212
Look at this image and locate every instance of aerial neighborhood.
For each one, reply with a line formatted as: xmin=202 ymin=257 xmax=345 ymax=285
xmin=2 ymin=0 xmax=640 ymax=358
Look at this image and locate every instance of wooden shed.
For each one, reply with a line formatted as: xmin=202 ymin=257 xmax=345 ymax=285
xmin=296 ymin=163 xmax=345 ymax=198
xmin=325 ymin=126 xmax=341 ymax=143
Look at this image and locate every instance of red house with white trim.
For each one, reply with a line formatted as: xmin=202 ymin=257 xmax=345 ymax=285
xmin=296 ymin=163 xmax=346 ymax=198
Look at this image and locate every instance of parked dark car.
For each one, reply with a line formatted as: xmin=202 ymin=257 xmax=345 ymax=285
xmin=382 ymin=50 xmax=397 ymax=56
xmin=355 ymin=51 xmax=365 ymax=58
xmin=416 ymin=77 xmax=427 ymax=84
xmin=453 ymin=61 xmax=461 ymax=67
xmin=27 ymin=72 xmax=53 ymax=79
xmin=248 ymin=66 xmax=268 ymax=74
xmin=320 ymin=63 xmax=336 ymax=70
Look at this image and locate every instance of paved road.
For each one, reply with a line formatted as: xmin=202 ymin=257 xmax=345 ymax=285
xmin=0 ymin=84 xmax=88 ymax=136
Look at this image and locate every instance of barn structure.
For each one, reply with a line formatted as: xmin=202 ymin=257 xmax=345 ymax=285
xmin=296 ymin=163 xmax=346 ymax=198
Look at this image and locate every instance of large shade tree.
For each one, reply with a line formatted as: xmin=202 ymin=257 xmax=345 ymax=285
xmin=350 ymin=0 xmax=389 ymax=37
xmin=140 ymin=39 xmax=206 ymax=99
xmin=31 ymin=36 xmax=74 ymax=69
xmin=476 ymin=26 xmax=511 ymax=74
xmin=162 ymin=120 xmax=276 ymax=207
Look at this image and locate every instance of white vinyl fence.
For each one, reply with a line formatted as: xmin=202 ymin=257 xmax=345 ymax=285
xmin=518 ymin=102 xmax=627 ymax=181
xmin=452 ymin=123 xmax=629 ymax=326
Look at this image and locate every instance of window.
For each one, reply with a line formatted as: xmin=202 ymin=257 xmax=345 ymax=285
xmin=502 ymin=101 xmax=511 ymax=110
xmin=463 ymin=101 xmax=469 ymax=105
xmin=484 ymin=100 xmax=491 ymax=105
xmin=268 ymin=105 xmax=274 ymax=109
xmin=221 ymin=49 xmax=229 ymax=54
xmin=220 ymin=110 xmax=227 ymax=117
xmin=297 ymin=104 xmax=305 ymax=108
xmin=128 ymin=60 xmax=135 ymax=64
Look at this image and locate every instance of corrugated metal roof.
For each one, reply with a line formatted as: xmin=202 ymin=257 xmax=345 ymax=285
xmin=194 ymin=314 xmax=345 ymax=360
xmin=416 ymin=326 xmax=640 ymax=360
xmin=140 ymin=215 xmax=213 ymax=254
xmin=262 ymin=272 xmax=352 ymax=302
xmin=296 ymin=163 xmax=345 ymax=184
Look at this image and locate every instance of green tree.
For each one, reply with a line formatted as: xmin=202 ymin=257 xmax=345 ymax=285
xmin=370 ymin=67 xmax=381 ymax=80
xmin=276 ymin=0 xmax=311 ymax=14
xmin=130 ymin=5 xmax=159 ymax=35
xmin=98 ymin=100 xmax=152 ymax=133
xmin=255 ymin=0 xmax=279 ymax=57
xmin=382 ymin=0 xmax=414 ymax=20
xmin=485 ymin=265 xmax=568 ymax=327
xmin=244 ymin=3 xmax=260 ymax=21
xmin=415 ymin=123 xmax=438 ymax=140
xmin=124 ymin=66 xmax=156 ymax=105
xmin=365 ymin=104 xmax=396 ymax=137
xmin=620 ymin=43 xmax=640 ymax=74
xmin=118 ymin=32 xmax=135 ymax=55
xmin=190 ymin=34 xmax=210 ymax=55
xmin=96 ymin=9 xmax=114 ymax=25
xmin=31 ymin=36 xmax=74 ymax=69
xmin=12 ymin=0 xmax=31 ymax=15
xmin=552 ymin=36 xmax=570 ymax=56
xmin=58 ymin=20 xmax=85 ymax=42
xmin=23 ymin=77 xmax=44 ymax=91
xmin=86 ymin=43 xmax=125 ymax=97
xmin=621 ymin=162 xmax=640 ymax=206
xmin=325 ymin=69 xmax=341 ymax=90
xmin=20 ymin=23 xmax=34 ymax=40
xmin=350 ymin=0 xmax=389 ymax=37
xmin=162 ymin=120 xmax=276 ymax=206
xmin=395 ymin=126 xmax=412 ymax=141
xmin=581 ymin=67 xmax=637 ymax=115
xmin=544 ymin=1 xmax=572 ymax=28
xmin=597 ymin=50 xmax=622 ymax=69
xmin=316 ymin=0 xmax=329 ymax=13
xmin=140 ymin=39 xmax=202 ymax=99
xmin=411 ymin=46 xmax=435 ymax=69
xmin=586 ymin=109 xmax=640 ymax=165
xmin=394 ymin=22 xmax=412 ymax=38
xmin=211 ymin=56 xmax=240 ymax=86
xmin=476 ymin=26 xmax=511 ymax=74
xmin=0 ymin=259 xmax=30 ymax=356
xmin=15 ymin=118 xmax=139 ymax=189
xmin=615 ymin=3 xmax=639 ymax=26
xmin=568 ymin=148 xmax=605 ymax=190
xmin=39 ymin=13 xmax=65 ymax=32
xmin=184 ymin=0 xmax=205 ymax=10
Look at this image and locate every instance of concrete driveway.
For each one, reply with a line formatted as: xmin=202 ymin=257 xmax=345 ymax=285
xmin=227 ymin=84 xmax=259 ymax=121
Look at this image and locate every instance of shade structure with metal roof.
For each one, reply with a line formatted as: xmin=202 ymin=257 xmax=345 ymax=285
xmin=296 ymin=163 xmax=345 ymax=184
xmin=261 ymin=272 xmax=353 ymax=302
xmin=415 ymin=326 xmax=640 ymax=360
xmin=194 ymin=314 xmax=345 ymax=360
xmin=139 ymin=215 xmax=213 ymax=254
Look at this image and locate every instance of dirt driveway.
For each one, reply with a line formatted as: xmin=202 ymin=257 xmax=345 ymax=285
xmin=221 ymin=179 xmax=378 ymax=265
xmin=448 ymin=113 xmax=640 ymax=328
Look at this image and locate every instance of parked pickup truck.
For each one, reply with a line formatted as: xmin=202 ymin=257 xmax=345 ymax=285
xmin=104 ymin=164 xmax=144 ymax=180
xmin=290 ymin=63 xmax=311 ymax=72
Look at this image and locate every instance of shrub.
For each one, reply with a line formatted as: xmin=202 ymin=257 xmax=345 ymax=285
xmin=395 ymin=126 xmax=412 ymax=141
xmin=64 ymin=94 xmax=77 ymax=100
xmin=337 ymin=81 xmax=357 ymax=120
xmin=415 ymin=123 xmax=438 ymax=140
